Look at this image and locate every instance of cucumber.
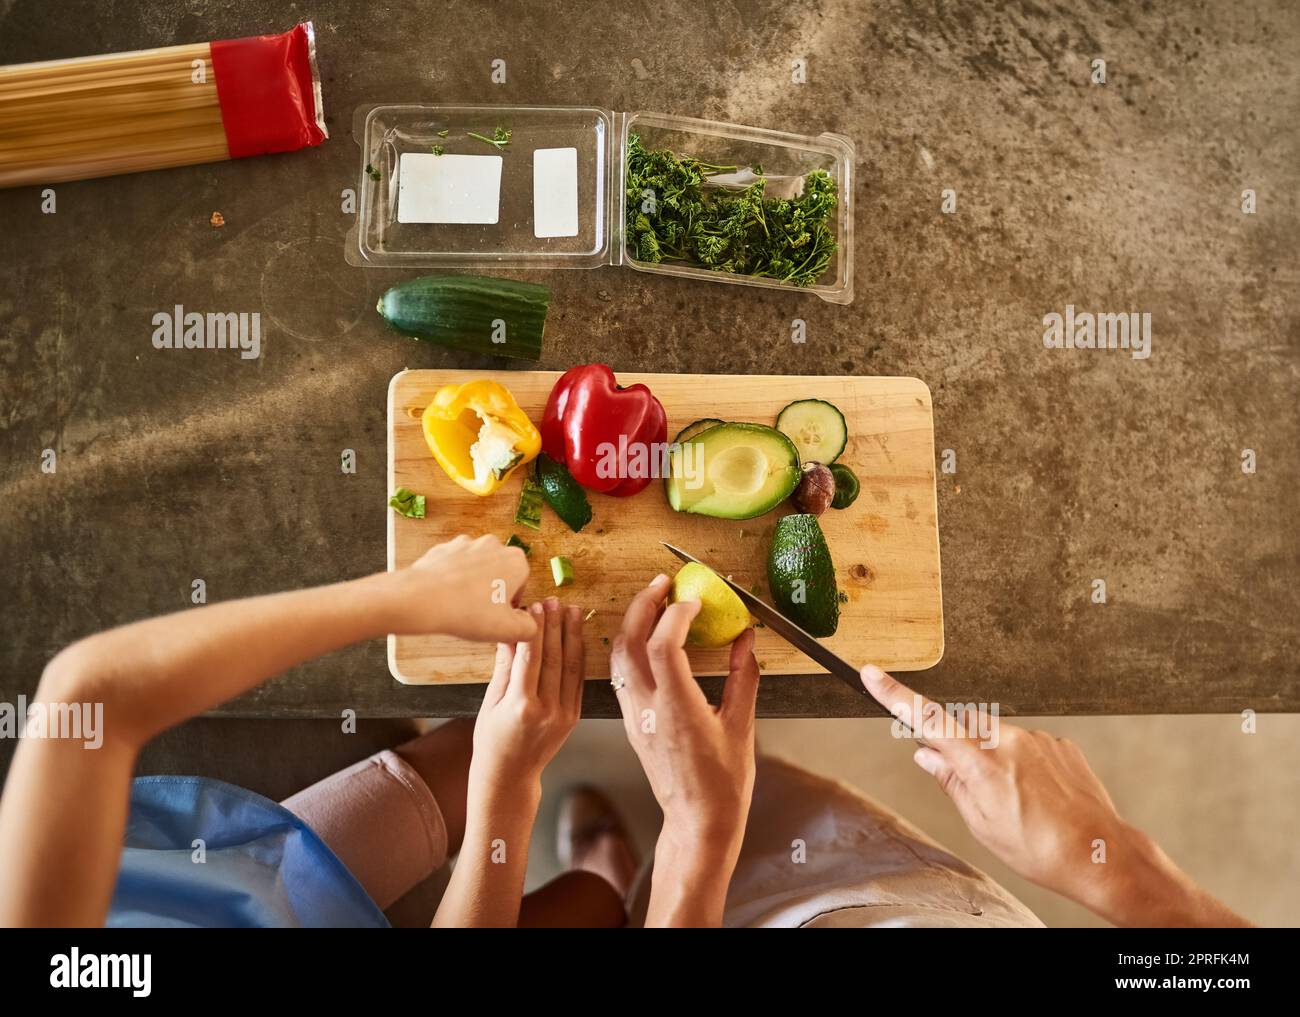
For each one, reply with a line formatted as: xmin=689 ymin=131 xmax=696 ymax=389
xmin=534 ymin=454 xmax=592 ymax=532
xmin=672 ymin=417 xmax=725 ymax=445
xmin=376 ymin=274 xmax=549 ymax=361
xmin=775 ymin=399 xmax=848 ymax=464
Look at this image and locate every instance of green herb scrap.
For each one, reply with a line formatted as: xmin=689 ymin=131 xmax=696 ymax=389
xmin=389 ymin=487 xmax=425 ymax=518
xmin=432 ymin=144 xmax=445 ymax=156
xmin=624 ymin=132 xmax=838 ymax=287
xmin=468 ymin=126 xmax=512 ymax=151
xmin=365 ymin=162 xmax=381 ymax=182
xmin=436 ymin=129 xmax=450 ymax=137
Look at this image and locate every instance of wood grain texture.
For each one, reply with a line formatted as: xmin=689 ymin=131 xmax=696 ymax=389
xmin=387 ymin=370 xmax=944 ymax=684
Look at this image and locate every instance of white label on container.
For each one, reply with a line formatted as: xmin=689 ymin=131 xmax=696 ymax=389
xmin=532 ymin=147 xmax=579 ymax=238
xmin=397 ymin=153 xmax=502 ymax=224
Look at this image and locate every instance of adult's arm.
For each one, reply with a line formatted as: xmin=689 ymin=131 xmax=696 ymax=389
xmin=861 ymin=665 xmax=1251 ymax=928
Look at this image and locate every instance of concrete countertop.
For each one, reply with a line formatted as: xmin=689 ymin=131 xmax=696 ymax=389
xmin=1 ymin=0 xmax=1296 ymax=717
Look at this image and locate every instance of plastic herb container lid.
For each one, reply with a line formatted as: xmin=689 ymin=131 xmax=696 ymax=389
xmin=347 ymin=104 xmax=854 ymax=304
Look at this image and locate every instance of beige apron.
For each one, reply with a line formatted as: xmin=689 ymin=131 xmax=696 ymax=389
xmin=629 ymin=755 xmax=1044 ymax=928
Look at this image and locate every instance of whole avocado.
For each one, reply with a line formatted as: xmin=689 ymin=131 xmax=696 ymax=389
xmin=767 ymin=513 xmax=840 ymax=637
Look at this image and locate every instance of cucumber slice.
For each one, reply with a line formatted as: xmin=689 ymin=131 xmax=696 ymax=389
xmin=672 ymin=417 xmax=725 ymax=445
xmin=775 ymin=399 xmax=848 ymax=464
xmin=506 ymin=534 xmax=531 ymax=555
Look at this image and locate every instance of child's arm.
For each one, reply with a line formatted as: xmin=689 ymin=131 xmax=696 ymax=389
xmin=0 ymin=536 xmax=535 ymax=927
xmin=433 ymin=598 xmax=586 ymax=927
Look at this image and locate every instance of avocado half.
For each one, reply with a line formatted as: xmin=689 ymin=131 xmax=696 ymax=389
xmin=665 ymin=422 xmax=801 ymax=520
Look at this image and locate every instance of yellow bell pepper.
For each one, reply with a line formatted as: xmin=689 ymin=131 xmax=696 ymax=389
xmin=422 ymin=380 xmax=541 ymax=496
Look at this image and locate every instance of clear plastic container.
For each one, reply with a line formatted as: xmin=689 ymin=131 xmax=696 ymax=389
xmin=347 ymin=104 xmax=854 ymax=304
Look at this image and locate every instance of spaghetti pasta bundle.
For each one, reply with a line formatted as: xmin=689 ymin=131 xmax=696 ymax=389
xmin=0 ymin=23 xmax=326 ymax=188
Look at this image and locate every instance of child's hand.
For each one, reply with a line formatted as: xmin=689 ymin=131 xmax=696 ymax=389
xmin=470 ymin=598 xmax=585 ymax=794
xmin=388 ymin=535 xmax=538 ymax=643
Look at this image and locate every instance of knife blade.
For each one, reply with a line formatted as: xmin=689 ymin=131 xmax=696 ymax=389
xmin=660 ymin=541 xmax=871 ymax=699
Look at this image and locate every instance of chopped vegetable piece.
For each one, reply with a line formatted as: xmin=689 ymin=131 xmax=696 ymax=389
xmin=534 ymin=453 xmax=592 ymax=532
xmin=506 ymin=534 xmax=531 ymax=555
xmin=422 ymin=380 xmax=541 ymax=496
xmin=515 ymin=477 xmax=544 ymax=530
xmin=432 ymin=144 xmax=444 ymax=156
xmin=829 ymin=463 xmax=860 ymax=509
xmin=550 ymin=555 xmax=575 ymax=587
xmin=436 ymin=129 xmax=449 ymax=137
xmin=468 ymin=126 xmax=511 ymax=150
xmin=388 ymin=487 xmax=426 ymax=519
xmin=583 ymin=608 xmax=597 ymax=622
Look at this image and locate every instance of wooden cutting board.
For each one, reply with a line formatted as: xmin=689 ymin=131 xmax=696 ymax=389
xmin=387 ymin=370 xmax=944 ymax=683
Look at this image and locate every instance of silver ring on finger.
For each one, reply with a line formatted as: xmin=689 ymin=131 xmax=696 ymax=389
xmin=610 ymin=672 xmax=626 ymax=692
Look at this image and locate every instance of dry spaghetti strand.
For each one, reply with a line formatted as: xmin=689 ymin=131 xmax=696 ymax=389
xmin=0 ymin=42 xmax=229 ymax=187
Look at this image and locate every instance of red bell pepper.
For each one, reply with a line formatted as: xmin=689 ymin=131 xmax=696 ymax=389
xmin=541 ymin=364 xmax=667 ymax=497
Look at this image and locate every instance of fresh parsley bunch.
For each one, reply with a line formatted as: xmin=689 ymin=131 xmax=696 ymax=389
xmin=625 ymin=132 xmax=838 ymax=287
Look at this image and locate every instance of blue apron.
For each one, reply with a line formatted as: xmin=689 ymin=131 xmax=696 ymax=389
xmin=109 ymin=776 xmax=388 ymax=928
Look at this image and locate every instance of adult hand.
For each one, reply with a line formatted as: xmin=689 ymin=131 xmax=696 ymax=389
xmin=389 ymin=534 xmax=538 ymax=643
xmin=470 ymin=597 xmax=586 ymax=793
xmin=611 ymin=574 xmax=759 ymax=924
xmin=860 ymin=665 xmax=1249 ymax=927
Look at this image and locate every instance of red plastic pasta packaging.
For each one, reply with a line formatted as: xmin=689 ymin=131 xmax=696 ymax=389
xmin=0 ymin=22 xmax=328 ymax=188
xmin=210 ymin=23 xmax=327 ymax=159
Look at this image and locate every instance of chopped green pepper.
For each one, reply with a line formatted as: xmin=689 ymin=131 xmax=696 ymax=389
xmin=550 ymin=555 xmax=575 ymax=587
xmin=388 ymin=487 xmax=425 ymax=519
xmin=515 ymin=478 xmax=544 ymax=530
